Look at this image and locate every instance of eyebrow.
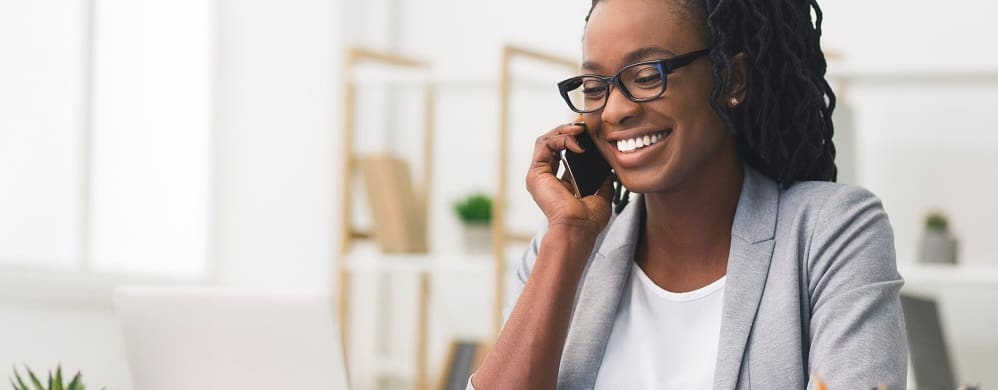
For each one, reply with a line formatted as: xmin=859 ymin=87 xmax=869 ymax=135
xmin=581 ymin=47 xmax=678 ymax=73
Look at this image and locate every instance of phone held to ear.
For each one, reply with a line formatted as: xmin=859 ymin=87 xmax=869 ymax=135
xmin=561 ymin=122 xmax=612 ymax=198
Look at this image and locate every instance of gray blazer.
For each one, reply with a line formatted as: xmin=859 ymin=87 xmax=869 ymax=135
xmin=506 ymin=167 xmax=908 ymax=389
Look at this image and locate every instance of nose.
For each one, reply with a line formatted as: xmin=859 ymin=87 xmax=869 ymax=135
xmin=600 ymin=83 xmax=640 ymax=128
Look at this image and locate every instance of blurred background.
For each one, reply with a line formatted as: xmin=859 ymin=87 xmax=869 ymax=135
xmin=1 ymin=0 xmax=996 ymax=389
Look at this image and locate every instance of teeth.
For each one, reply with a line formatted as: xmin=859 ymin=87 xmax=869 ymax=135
xmin=615 ymin=131 xmax=669 ymax=152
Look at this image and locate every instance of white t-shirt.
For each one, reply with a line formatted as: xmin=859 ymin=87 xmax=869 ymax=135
xmin=594 ymin=262 xmax=726 ymax=389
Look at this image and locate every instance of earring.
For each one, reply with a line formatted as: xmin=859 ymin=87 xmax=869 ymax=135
xmin=728 ymin=97 xmax=740 ymax=108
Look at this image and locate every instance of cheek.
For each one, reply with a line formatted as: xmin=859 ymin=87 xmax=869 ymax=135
xmin=672 ymin=84 xmax=727 ymax=134
xmin=583 ymin=112 xmax=604 ymax=140
xmin=669 ymin=65 xmax=722 ymax=118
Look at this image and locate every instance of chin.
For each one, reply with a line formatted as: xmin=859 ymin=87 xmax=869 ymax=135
xmin=614 ymin=168 xmax=680 ymax=195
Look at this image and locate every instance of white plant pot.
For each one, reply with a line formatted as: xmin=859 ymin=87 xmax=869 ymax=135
xmin=462 ymin=223 xmax=492 ymax=254
xmin=919 ymin=230 xmax=958 ymax=264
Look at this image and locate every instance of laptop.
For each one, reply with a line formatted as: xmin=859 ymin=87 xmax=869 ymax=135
xmin=900 ymin=293 xmax=957 ymax=390
xmin=114 ymin=286 xmax=349 ymax=390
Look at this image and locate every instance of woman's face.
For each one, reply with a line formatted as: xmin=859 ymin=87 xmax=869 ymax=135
xmin=583 ymin=0 xmax=737 ymax=194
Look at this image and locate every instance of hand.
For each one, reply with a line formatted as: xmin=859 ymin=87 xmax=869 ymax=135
xmin=525 ymin=122 xmax=615 ymax=236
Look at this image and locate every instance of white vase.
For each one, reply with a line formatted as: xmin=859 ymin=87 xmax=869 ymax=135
xmin=919 ymin=229 xmax=958 ymax=264
xmin=462 ymin=223 xmax=492 ymax=254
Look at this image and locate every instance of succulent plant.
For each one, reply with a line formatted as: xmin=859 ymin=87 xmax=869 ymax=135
xmin=925 ymin=212 xmax=949 ymax=231
xmin=454 ymin=193 xmax=492 ymax=224
xmin=9 ymin=365 xmax=100 ymax=390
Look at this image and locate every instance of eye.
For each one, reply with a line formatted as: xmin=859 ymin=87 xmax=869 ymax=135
xmin=581 ymin=80 xmax=606 ymax=98
xmin=631 ymin=66 xmax=663 ymax=87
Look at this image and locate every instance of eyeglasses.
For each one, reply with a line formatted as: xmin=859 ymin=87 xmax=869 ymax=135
xmin=557 ymin=49 xmax=710 ymax=113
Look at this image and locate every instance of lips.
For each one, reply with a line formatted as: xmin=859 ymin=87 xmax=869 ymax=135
xmin=613 ymin=130 xmax=672 ymax=153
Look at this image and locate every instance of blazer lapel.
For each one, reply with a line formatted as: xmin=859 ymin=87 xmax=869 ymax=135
xmin=713 ymin=167 xmax=780 ymax=389
xmin=557 ymin=197 xmax=643 ymax=390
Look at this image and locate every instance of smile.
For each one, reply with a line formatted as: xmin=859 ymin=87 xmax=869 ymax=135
xmin=615 ymin=130 xmax=671 ymax=153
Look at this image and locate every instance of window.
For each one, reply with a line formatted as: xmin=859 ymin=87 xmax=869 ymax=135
xmin=0 ymin=0 xmax=213 ymax=279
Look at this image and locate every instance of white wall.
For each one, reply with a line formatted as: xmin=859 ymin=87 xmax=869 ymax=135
xmin=820 ymin=0 xmax=998 ymax=68
xmin=212 ymin=0 xmax=339 ymax=291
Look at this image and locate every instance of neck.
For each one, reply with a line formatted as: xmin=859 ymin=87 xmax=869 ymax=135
xmin=636 ymin=147 xmax=743 ymax=292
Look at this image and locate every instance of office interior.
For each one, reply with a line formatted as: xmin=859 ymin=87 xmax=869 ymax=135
xmin=2 ymin=0 xmax=996 ymax=389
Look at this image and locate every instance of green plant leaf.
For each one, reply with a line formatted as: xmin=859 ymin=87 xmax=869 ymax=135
xmin=926 ymin=212 xmax=948 ymax=231
xmin=13 ymin=366 xmax=31 ymax=390
xmin=24 ymin=366 xmax=44 ymax=390
xmin=12 ymin=376 xmax=29 ymax=390
xmin=51 ymin=366 xmax=62 ymax=390
xmin=66 ymin=373 xmax=82 ymax=390
xmin=453 ymin=193 xmax=492 ymax=223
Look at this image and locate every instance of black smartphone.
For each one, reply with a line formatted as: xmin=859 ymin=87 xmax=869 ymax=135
xmin=562 ymin=128 xmax=612 ymax=198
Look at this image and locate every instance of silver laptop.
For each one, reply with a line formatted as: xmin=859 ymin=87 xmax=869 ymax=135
xmin=114 ymin=286 xmax=349 ymax=390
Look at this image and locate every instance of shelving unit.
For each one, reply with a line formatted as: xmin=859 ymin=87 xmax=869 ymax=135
xmin=342 ymin=244 xmax=516 ymax=390
xmin=826 ymin=64 xmax=998 ymax=84
xmin=337 ymin=44 xmax=581 ymax=389
xmin=337 ymin=47 xmax=436 ymax=390
xmin=900 ymin=263 xmax=998 ymax=288
xmin=344 ymin=244 xmax=493 ymax=275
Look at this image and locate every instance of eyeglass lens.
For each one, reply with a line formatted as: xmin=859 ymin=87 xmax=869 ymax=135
xmin=564 ymin=63 xmax=665 ymax=112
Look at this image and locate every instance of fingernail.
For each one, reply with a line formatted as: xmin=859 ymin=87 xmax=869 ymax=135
xmin=571 ymin=121 xmax=585 ymax=127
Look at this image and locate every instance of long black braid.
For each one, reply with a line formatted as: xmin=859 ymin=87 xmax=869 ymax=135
xmin=587 ymin=0 xmax=837 ymax=213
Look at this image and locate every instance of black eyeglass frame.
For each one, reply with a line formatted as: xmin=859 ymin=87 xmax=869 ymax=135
xmin=557 ymin=49 xmax=711 ymax=113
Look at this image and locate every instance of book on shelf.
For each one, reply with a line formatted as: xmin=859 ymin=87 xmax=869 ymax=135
xmin=358 ymin=154 xmax=428 ymax=253
xmin=437 ymin=339 xmax=489 ymax=390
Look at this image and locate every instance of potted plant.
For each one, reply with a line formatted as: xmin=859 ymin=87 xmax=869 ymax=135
xmin=453 ymin=193 xmax=493 ymax=254
xmin=10 ymin=365 xmax=103 ymax=390
xmin=919 ymin=211 xmax=958 ymax=264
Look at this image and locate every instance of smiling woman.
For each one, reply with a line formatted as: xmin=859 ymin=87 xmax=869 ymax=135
xmin=469 ymin=0 xmax=906 ymax=389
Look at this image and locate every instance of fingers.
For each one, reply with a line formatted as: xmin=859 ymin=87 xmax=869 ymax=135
xmin=525 ymin=122 xmax=590 ymax=206
xmin=535 ymin=125 xmax=585 ymax=155
xmin=529 ymin=123 xmax=588 ymax=174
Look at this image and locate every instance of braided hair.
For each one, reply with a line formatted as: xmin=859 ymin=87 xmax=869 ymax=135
xmin=586 ymin=0 xmax=837 ymax=213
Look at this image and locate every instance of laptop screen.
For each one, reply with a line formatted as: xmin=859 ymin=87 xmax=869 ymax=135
xmin=114 ymin=287 xmax=349 ymax=390
xmin=901 ymin=293 xmax=956 ymax=390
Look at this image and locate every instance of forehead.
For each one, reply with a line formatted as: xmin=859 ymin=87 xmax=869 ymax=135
xmin=582 ymin=0 xmax=705 ymax=73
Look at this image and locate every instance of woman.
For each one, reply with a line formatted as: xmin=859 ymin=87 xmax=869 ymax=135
xmin=471 ymin=0 xmax=908 ymax=388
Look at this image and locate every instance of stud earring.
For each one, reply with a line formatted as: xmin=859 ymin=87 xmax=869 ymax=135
xmin=728 ymin=97 xmax=740 ymax=108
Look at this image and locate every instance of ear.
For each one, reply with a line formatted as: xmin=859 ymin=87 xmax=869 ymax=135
xmin=726 ymin=52 xmax=749 ymax=105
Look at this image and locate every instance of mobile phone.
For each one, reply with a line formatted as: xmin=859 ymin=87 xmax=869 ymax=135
xmin=561 ymin=128 xmax=612 ymax=198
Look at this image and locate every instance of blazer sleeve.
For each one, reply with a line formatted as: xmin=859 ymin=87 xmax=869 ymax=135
xmin=805 ymin=186 xmax=909 ymax=389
